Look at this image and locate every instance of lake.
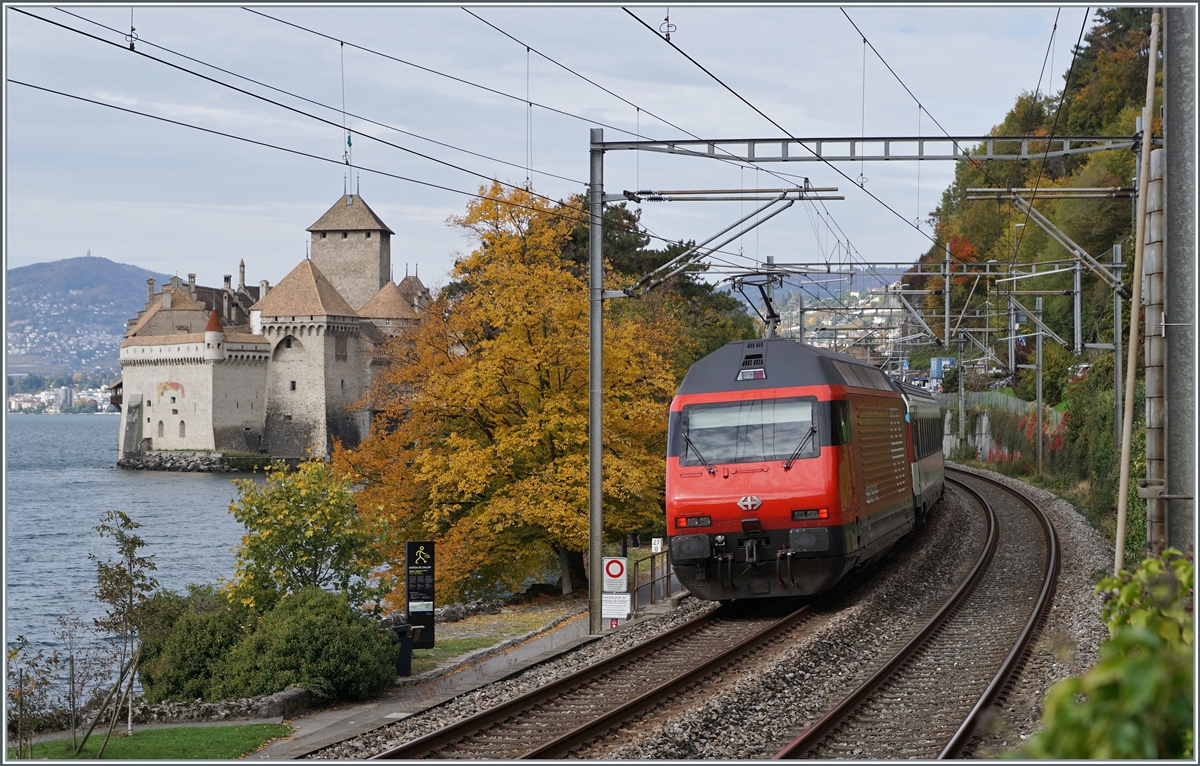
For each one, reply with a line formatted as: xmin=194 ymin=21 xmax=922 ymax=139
xmin=4 ymin=414 xmax=255 ymax=652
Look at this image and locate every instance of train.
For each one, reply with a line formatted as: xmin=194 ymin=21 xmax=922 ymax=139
xmin=665 ymin=338 xmax=945 ymax=601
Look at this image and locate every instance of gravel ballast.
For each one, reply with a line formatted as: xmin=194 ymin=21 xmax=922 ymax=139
xmin=308 ymin=465 xmax=1113 ymax=759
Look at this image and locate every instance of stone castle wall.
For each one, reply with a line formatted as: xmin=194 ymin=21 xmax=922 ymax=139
xmin=311 ymin=229 xmax=390 ymax=311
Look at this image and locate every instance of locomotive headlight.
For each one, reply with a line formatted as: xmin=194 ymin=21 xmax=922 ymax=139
xmin=714 ymin=535 xmax=725 ymax=544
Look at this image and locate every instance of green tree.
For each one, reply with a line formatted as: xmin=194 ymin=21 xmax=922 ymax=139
xmin=227 ymin=460 xmax=391 ymax=613
xmin=90 ymin=511 xmax=158 ymax=676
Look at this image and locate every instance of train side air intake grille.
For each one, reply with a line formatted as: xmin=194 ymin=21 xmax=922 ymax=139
xmin=834 ymin=360 xmax=892 ymax=391
xmin=854 ymin=401 xmax=910 ymax=506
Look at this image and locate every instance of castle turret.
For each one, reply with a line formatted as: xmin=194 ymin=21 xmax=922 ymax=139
xmin=306 ymin=194 xmax=394 ymax=311
xmin=204 ymin=309 xmax=226 ymax=361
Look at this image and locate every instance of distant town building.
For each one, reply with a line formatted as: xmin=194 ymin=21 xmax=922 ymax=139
xmin=59 ymin=386 xmax=73 ymax=409
xmin=115 ymin=194 xmax=429 ymax=460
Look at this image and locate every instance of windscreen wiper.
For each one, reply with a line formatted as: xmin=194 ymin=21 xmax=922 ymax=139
xmin=782 ymin=424 xmax=818 ymax=470
xmin=682 ymin=430 xmax=716 ymax=475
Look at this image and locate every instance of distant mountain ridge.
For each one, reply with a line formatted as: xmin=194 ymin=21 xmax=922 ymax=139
xmin=6 ymin=256 xmax=171 ymax=375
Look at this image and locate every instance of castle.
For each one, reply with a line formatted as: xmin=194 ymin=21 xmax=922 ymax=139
xmin=114 ymin=194 xmax=430 ymax=460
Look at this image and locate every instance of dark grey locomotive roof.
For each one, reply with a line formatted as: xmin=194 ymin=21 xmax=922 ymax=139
xmin=676 ymin=338 xmax=897 ymax=396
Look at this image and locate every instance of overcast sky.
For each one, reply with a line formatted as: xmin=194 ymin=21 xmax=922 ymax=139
xmin=4 ymin=3 xmax=1093 ymax=295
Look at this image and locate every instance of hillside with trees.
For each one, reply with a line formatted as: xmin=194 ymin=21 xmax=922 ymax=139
xmin=907 ymin=8 xmax=1160 ymax=558
xmin=6 ymin=256 xmax=170 ymax=375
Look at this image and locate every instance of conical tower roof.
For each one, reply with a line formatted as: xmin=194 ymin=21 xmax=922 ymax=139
xmin=249 ymin=260 xmax=358 ymax=317
xmin=204 ymin=309 xmax=224 ymax=332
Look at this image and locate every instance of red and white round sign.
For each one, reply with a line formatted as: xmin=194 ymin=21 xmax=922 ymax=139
xmin=602 ymin=557 xmax=628 ymax=592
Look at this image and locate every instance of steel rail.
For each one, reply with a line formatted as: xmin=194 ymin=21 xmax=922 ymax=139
xmin=521 ymin=603 xmax=812 ymax=758
xmin=773 ymin=476 xmax=999 ymax=759
xmin=371 ymin=608 xmax=722 ymax=759
xmin=937 ymin=467 xmax=1060 ymax=759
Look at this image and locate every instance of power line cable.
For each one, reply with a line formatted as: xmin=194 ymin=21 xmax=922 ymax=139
xmin=622 ymin=7 xmax=942 ymax=253
xmin=54 ymin=8 xmax=585 ymax=185
xmin=243 ymin=6 xmax=648 ymax=140
xmin=1011 ymin=8 xmax=1091 ymax=271
xmin=15 ymin=8 xmax=586 ymax=214
xmin=460 ymin=7 xmax=814 ymax=186
xmin=8 ymin=77 xmax=763 ymax=270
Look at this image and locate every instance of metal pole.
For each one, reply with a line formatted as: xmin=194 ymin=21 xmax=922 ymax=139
xmin=1164 ymin=5 xmax=1196 ymax=551
xmin=1080 ymin=256 xmax=1089 ymax=355
xmin=797 ymin=290 xmax=805 ymax=343
xmin=1114 ymin=244 xmax=1123 ymax=451
xmin=588 ymin=128 xmax=604 ymax=634
xmin=766 ymin=255 xmax=776 ymax=338
xmin=1145 ymin=147 xmax=1167 ymax=553
xmin=1116 ymin=10 xmax=1161 ymax=573
xmin=1036 ymin=294 xmax=1044 ymax=475
xmin=944 ymin=242 xmax=951 ymax=347
xmin=957 ymin=331 xmax=966 ymax=448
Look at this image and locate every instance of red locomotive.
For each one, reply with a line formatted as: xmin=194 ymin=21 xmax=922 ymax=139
xmin=666 ymin=338 xmax=944 ymax=601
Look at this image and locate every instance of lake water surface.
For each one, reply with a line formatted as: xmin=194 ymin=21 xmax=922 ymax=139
xmin=4 ymin=414 xmax=254 ymax=651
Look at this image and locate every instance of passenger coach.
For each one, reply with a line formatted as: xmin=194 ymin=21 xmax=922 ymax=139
xmin=666 ymin=338 xmax=945 ymax=601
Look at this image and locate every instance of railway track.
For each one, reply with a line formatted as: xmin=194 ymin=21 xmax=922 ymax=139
xmin=773 ymin=467 xmax=1060 ymax=759
xmin=372 ymin=600 xmax=816 ymax=759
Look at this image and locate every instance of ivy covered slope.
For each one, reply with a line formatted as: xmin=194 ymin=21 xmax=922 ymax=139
xmin=917 ymin=8 xmax=1159 ymax=555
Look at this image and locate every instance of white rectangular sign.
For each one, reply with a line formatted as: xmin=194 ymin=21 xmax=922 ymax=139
xmin=602 ymin=592 xmax=631 ymax=619
xmin=602 ymin=557 xmax=627 ymax=592
xmin=651 ymin=537 xmax=663 ymax=553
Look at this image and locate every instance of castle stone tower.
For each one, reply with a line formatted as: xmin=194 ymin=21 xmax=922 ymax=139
xmin=307 ymin=194 xmax=394 ymax=311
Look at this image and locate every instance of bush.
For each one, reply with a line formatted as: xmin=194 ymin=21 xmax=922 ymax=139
xmin=1023 ymin=550 xmax=1194 ymax=759
xmin=211 ymin=588 xmax=396 ymax=701
xmin=139 ymin=597 xmax=250 ymax=703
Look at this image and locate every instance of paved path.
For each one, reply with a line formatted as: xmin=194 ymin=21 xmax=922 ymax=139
xmin=248 ymin=609 xmax=603 ymax=760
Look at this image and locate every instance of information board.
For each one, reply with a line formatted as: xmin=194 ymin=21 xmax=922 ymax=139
xmin=406 ymin=541 xmax=435 ymax=649
xmin=601 ymin=592 xmax=631 ymax=620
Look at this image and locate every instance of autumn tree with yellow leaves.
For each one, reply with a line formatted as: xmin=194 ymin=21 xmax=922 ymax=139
xmin=337 ymin=183 xmax=722 ymax=605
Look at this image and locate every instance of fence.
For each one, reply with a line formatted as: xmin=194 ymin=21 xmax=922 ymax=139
xmin=935 ymin=391 xmax=1063 ymax=429
xmin=628 ymin=548 xmax=680 ymax=615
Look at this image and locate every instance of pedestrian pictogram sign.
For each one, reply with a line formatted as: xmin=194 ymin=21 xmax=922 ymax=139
xmin=602 ymin=557 xmax=627 ymax=592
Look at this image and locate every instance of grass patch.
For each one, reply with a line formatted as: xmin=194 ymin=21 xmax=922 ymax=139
xmin=410 ymin=636 xmax=496 ymax=674
xmin=9 ymin=723 xmax=291 ymax=760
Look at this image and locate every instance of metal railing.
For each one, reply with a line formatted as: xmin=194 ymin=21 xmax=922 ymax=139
xmin=628 ymin=549 xmax=679 ymax=615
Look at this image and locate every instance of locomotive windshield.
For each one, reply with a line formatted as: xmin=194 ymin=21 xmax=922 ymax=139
xmin=679 ymin=397 xmax=817 ymax=466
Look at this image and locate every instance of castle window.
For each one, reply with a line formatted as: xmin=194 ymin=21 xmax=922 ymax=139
xmin=290 ymin=381 xmax=296 ymax=391
xmin=284 ymin=337 xmax=292 ymax=349
xmin=341 ymin=379 xmax=344 ymax=392
xmin=157 ymin=421 xmax=164 ymax=438
xmin=170 ymin=396 xmax=176 ymax=404
xmin=335 ymin=335 xmax=348 ymax=362
xmin=321 ymin=232 xmax=327 ymax=239
xmin=179 ymin=421 xmax=186 ymax=438
xmin=366 ymin=231 xmax=371 ymax=239
xmin=172 ymin=409 xmax=178 ymax=415
xmin=284 ymin=414 xmax=292 ymax=421
xmin=342 ymin=231 xmax=348 ymax=239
